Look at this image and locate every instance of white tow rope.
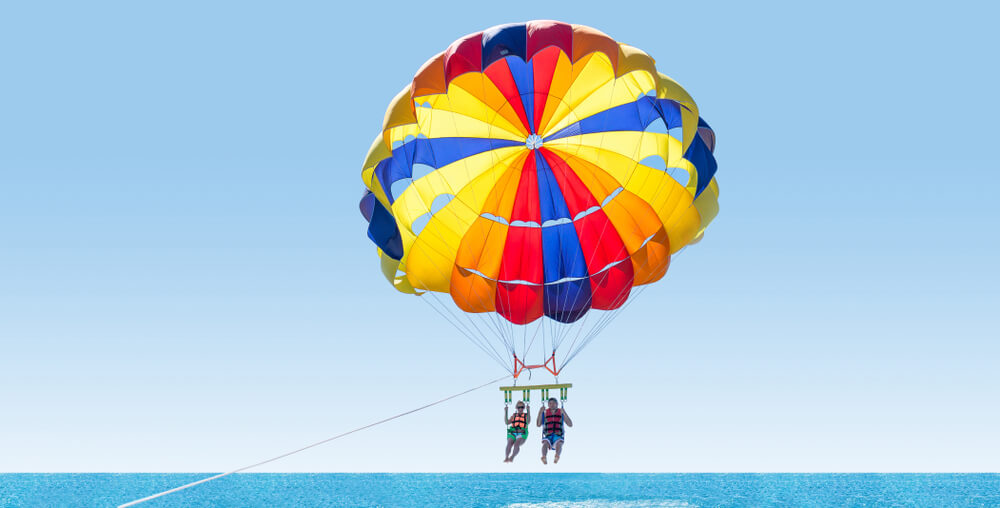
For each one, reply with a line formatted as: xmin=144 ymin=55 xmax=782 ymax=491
xmin=118 ymin=374 xmax=508 ymax=507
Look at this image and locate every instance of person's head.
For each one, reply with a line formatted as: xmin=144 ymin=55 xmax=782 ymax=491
xmin=515 ymin=402 xmax=525 ymax=412
xmin=547 ymin=397 xmax=558 ymax=409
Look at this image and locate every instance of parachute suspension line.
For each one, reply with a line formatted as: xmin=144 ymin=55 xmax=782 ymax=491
xmin=419 ymin=292 xmax=510 ymax=372
xmin=396 ymin=262 xmax=512 ymax=371
xmin=391 ymin=198 xmax=519 ymax=372
xmin=521 ymin=325 xmax=529 ymax=364
xmin=406 ymin=272 xmax=500 ymax=362
xmin=560 ymin=115 xmax=710 ymax=366
xmin=524 ymin=320 xmax=543 ymax=362
xmin=387 ymin=129 xmax=527 ymax=368
xmin=565 ymin=255 xmax=666 ymax=367
xmin=470 ymin=314 xmax=514 ymax=371
xmin=116 ymin=374 xmax=510 ymax=508
xmin=568 ymin=180 xmax=704 ymax=361
xmin=551 ymin=118 xmax=608 ymax=327
xmin=545 ymin=83 xmax=624 ymax=333
xmin=542 ymin=320 xmax=554 ymax=354
xmin=475 ymin=139 xmax=523 ymax=363
xmin=419 ymin=293 xmax=482 ymax=351
xmin=552 ymin=320 xmax=565 ymax=355
xmin=557 ymin=173 xmax=676 ymax=368
xmin=399 ymin=245 xmax=511 ymax=373
xmin=542 ymin=320 xmax=550 ymax=366
xmin=564 ymin=287 xmax=645 ymax=367
xmin=551 ymin=318 xmax=559 ymax=348
xmin=420 ymin=260 xmax=509 ymax=358
xmin=564 ymin=251 xmax=657 ymax=367
xmin=550 ymin=313 xmax=573 ymax=354
xmin=554 ymin=306 xmax=595 ymax=365
xmin=548 ymin=77 xmax=694 ymax=360
xmin=497 ymin=250 xmax=517 ymax=357
xmin=423 ymin=292 xmax=502 ymax=363
xmin=552 ymin=97 xmax=697 ymax=369
xmin=470 ymin=304 xmax=509 ymax=355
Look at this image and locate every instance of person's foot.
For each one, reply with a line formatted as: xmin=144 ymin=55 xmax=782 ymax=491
xmin=503 ymin=457 xmax=510 ymax=463
xmin=554 ymin=454 xmax=560 ymax=464
xmin=541 ymin=456 xmax=547 ymax=464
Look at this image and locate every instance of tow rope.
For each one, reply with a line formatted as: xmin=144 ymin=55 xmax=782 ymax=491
xmin=118 ymin=374 xmax=508 ymax=507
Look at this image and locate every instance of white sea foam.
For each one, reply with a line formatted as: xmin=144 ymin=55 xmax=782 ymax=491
xmin=505 ymin=500 xmax=697 ymax=508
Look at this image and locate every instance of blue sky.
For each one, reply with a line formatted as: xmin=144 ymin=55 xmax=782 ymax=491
xmin=1 ymin=0 xmax=997 ymax=473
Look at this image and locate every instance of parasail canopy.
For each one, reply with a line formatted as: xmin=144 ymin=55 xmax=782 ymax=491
xmin=360 ymin=21 xmax=720 ymax=378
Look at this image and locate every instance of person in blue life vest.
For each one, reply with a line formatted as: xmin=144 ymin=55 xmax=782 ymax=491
xmin=537 ymin=397 xmax=573 ymax=464
xmin=504 ymin=401 xmax=530 ymax=463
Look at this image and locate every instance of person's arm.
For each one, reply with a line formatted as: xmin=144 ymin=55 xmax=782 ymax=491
xmin=525 ymin=405 xmax=531 ymax=426
xmin=504 ymin=406 xmax=511 ymax=425
xmin=536 ymin=407 xmax=544 ymax=427
xmin=562 ymin=409 xmax=573 ymax=427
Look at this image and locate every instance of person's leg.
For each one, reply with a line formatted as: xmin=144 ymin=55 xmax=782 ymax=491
xmin=541 ymin=438 xmax=551 ymax=464
xmin=505 ymin=437 xmax=515 ymax=462
xmin=510 ymin=437 xmax=525 ymax=460
xmin=554 ymin=439 xmax=563 ymax=463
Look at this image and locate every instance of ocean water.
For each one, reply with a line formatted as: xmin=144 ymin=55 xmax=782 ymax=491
xmin=1 ymin=473 xmax=997 ymax=507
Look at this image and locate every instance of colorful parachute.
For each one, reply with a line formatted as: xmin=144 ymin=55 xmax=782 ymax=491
xmin=360 ymin=21 xmax=719 ymax=377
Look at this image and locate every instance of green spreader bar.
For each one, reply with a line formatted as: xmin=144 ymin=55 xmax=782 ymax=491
xmin=499 ymin=383 xmax=573 ymax=391
xmin=500 ymin=383 xmax=573 ymax=404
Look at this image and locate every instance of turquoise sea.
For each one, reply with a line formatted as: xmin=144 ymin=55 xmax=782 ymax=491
xmin=2 ymin=473 xmax=998 ymax=507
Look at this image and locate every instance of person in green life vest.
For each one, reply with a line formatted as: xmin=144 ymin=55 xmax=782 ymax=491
xmin=504 ymin=401 xmax=530 ymax=463
xmin=538 ymin=397 xmax=573 ymax=464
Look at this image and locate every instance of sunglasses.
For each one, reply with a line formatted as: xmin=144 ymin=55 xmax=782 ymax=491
xmin=516 ymin=406 xmax=525 ymax=409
